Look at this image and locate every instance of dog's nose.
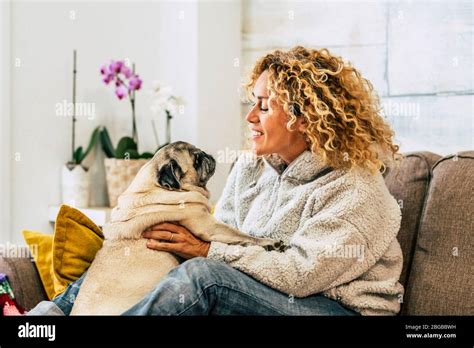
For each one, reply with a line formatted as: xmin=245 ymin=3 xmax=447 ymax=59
xmin=201 ymin=152 xmax=216 ymax=174
xmin=207 ymin=154 xmax=216 ymax=174
xmin=198 ymin=151 xmax=214 ymax=163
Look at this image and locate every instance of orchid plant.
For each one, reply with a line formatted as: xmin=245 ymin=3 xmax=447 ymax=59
xmin=101 ymin=60 xmax=142 ymax=143
xmin=68 ymin=50 xmax=100 ymax=170
xmin=100 ymin=60 xmax=152 ymax=159
xmin=149 ymin=81 xmax=184 ymax=145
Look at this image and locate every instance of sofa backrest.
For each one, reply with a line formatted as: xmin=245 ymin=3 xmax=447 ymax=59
xmin=383 ymin=152 xmax=441 ymax=290
xmin=0 ymin=246 xmax=48 ymax=310
xmin=402 ymin=151 xmax=474 ymax=315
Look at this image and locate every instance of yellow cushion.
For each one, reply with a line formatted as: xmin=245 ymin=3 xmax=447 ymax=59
xmin=22 ymin=230 xmax=55 ymax=299
xmin=22 ymin=205 xmax=104 ymax=299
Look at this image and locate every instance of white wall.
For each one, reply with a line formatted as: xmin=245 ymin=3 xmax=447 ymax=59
xmin=0 ymin=1 xmax=12 ymax=244
xmin=197 ymin=0 xmax=242 ymax=203
xmin=5 ymin=0 xmax=241 ymax=244
xmin=241 ymin=0 xmax=473 ymax=154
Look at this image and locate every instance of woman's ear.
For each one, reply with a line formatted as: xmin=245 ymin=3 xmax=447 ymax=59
xmin=297 ymin=117 xmax=308 ymax=132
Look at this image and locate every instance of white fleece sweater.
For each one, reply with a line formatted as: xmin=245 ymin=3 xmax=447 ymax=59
xmin=207 ymin=150 xmax=404 ymax=316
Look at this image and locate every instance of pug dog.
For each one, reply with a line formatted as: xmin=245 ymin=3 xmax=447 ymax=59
xmin=70 ymin=141 xmax=282 ymax=315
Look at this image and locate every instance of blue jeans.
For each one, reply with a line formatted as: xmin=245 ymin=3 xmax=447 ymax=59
xmin=29 ymin=258 xmax=359 ymax=316
xmin=27 ymin=271 xmax=88 ymax=315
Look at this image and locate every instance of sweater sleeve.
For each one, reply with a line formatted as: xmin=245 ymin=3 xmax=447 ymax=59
xmin=212 ymin=159 xmax=240 ymax=229
xmin=207 ymin=182 xmax=399 ymax=297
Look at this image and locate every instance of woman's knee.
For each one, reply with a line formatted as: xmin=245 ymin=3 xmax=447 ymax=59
xmin=177 ymin=257 xmax=230 ymax=286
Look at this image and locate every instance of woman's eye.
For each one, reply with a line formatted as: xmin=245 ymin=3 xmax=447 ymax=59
xmin=249 ymin=99 xmax=268 ymax=112
xmin=258 ymin=100 xmax=268 ymax=112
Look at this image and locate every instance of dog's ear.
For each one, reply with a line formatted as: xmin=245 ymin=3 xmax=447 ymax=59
xmin=157 ymin=159 xmax=182 ymax=190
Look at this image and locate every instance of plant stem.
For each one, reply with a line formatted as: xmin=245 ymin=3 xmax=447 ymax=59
xmin=71 ymin=49 xmax=77 ymax=164
xmin=131 ymin=96 xmax=137 ymax=145
xmin=166 ymin=110 xmax=172 ymax=144
xmin=115 ymin=64 xmax=138 ymax=146
xmin=131 ymin=63 xmax=138 ymax=147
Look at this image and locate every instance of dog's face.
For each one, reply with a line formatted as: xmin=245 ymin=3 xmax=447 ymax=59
xmin=152 ymin=141 xmax=216 ymax=191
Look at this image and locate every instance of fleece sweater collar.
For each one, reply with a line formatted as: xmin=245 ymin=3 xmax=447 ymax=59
xmin=263 ymin=150 xmax=332 ymax=183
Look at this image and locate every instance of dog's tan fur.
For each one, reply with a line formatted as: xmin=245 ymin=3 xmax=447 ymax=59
xmin=70 ymin=142 xmax=279 ymax=315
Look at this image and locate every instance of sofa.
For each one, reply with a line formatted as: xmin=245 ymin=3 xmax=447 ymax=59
xmin=1 ymin=151 xmax=472 ymax=315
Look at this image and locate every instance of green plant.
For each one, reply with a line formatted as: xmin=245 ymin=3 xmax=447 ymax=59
xmin=101 ymin=60 xmax=142 ymax=146
xmin=99 ymin=127 xmax=154 ymax=160
xmin=71 ymin=126 xmax=101 ymax=166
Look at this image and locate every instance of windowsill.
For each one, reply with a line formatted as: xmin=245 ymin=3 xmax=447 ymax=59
xmin=48 ymin=206 xmax=112 ymax=227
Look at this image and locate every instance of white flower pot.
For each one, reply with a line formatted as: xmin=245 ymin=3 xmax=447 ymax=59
xmin=61 ymin=164 xmax=91 ymax=208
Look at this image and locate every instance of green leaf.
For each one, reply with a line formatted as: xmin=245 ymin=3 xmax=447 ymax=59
xmin=100 ymin=127 xmax=116 ymax=158
xmin=116 ymin=137 xmax=138 ymax=159
xmin=73 ymin=146 xmax=84 ymax=164
xmin=79 ymin=126 xmax=101 ymax=163
xmin=140 ymin=152 xmax=154 ymax=159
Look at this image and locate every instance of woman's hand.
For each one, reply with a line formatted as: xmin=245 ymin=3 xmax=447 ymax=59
xmin=142 ymin=222 xmax=210 ymax=260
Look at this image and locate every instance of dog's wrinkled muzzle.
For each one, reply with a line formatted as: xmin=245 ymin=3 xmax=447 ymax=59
xmin=204 ymin=154 xmax=216 ymax=177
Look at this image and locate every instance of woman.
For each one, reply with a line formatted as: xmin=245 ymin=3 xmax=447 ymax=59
xmin=32 ymin=46 xmax=404 ymax=316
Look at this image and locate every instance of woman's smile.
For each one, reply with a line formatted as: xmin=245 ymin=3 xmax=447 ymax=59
xmin=250 ymin=128 xmax=264 ymax=141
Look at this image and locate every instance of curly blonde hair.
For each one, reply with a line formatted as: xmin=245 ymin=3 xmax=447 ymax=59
xmin=245 ymin=46 xmax=400 ymax=173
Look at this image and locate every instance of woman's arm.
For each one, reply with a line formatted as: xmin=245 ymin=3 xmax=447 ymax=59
xmin=207 ymin=182 xmax=402 ymax=298
xmin=207 ymin=216 xmax=370 ymax=297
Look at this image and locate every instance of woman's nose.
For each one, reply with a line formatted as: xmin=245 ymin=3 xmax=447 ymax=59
xmin=245 ymin=107 xmax=259 ymax=124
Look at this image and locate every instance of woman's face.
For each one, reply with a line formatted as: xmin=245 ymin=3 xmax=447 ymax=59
xmin=246 ymin=70 xmax=308 ymax=164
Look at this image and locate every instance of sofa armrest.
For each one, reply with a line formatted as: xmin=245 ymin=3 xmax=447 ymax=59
xmin=0 ymin=246 xmax=48 ymax=310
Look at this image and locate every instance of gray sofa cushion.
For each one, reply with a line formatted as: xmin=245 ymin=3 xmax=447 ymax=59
xmin=0 ymin=246 xmax=48 ymax=310
xmin=402 ymin=151 xmax=474 ymax=315
xmin=383 ymin=152 xmax=441 ymax=290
